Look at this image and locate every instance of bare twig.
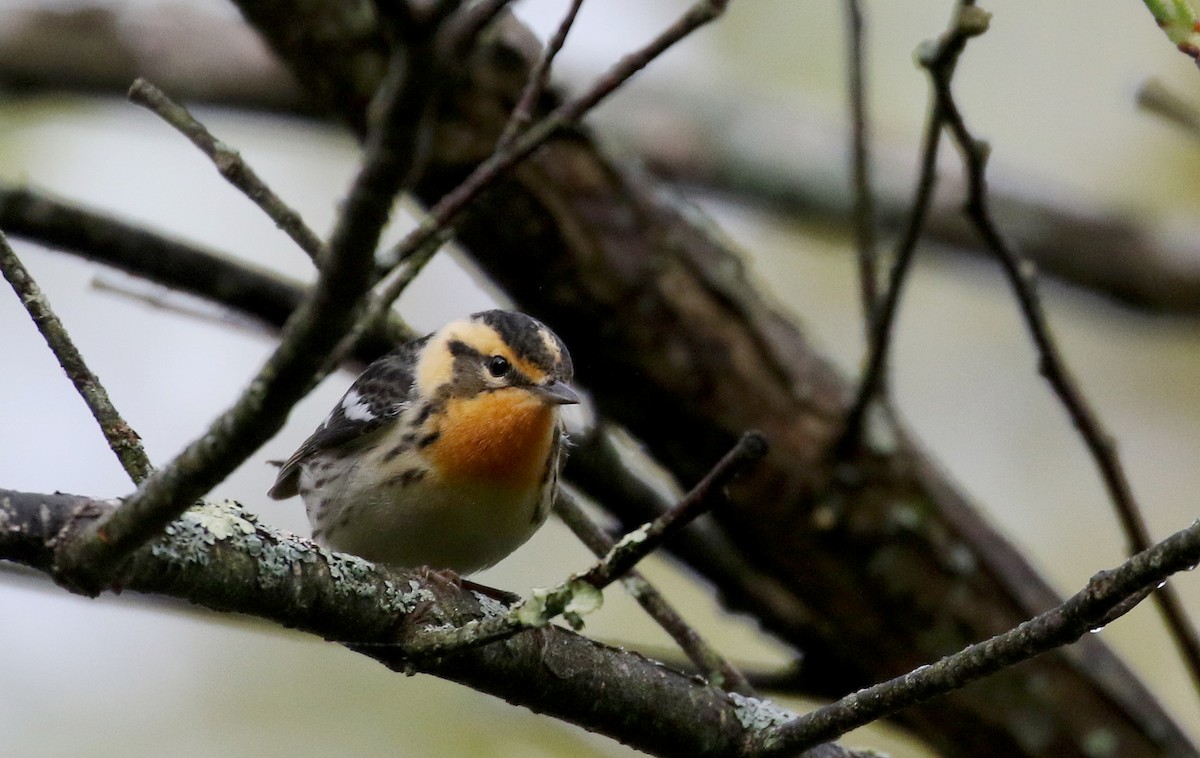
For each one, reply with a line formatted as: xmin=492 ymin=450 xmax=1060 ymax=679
xmin=843 ymin=0 xmax=879 ymax=338
xmin=127 ymin=78 xmax=325 ymax=261
xmin=403 ymin=432 xmax=767 ymax=657
xmin=836 ymin=77 xmax=947 ymax=456
xmin=496 ymin=0 xmax=585 ymax=148
xmin=757 ymin=515 xmax=1200 ymax=755
xmin=52 ymin=41 xmax=442 ymax=594
xmin=0 ymin=230 xmax=152 ymax=482
xmin=555 ymin=486 xmax=756 ymax=695
xmin=919 ymin=2 xmax=1200 ymax=699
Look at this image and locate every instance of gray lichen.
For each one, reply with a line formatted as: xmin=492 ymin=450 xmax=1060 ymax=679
xmin=146 ymin=498 xmax=428 ymax=614
xmin=728 ymin=692 xmax=794 ymax=731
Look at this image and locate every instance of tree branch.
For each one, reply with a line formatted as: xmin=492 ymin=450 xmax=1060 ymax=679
xmin=554 ymin=486 xmax=757 ymax=696
xmin=2 ymin=2 xmax=1195 ymax=753
xmin=0 ymin=486 xmax=880 ymax=758
xmin=758 ymin=515 xmax=1200 ymax=754
xmin=126 ymin=77 xmax=325 ymax=261
xmin=0 ymin=230 xmax=152 ymax=482
xmin=7 ymin=5 xmax=1200 ymax=313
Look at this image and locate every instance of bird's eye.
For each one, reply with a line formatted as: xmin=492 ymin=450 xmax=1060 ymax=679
xmin=486 ymin=355 xmax=511 ymax=378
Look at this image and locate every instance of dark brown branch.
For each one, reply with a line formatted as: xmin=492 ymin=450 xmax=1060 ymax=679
xmin=4 ymin=3 xmax=1195 ymax=753
xmin=0 ymin=183 xmax=309 ymax=336
xmin=0 ymin=230 xmax=152 ymax=482
xmin=370 ymin=0 xmax=732 ymax=304
xmin=496 ymin=0 xmax=585 ymax=148
xmin=837 ymin=77 xmax=946 ymax=456
xmin=8 ymin=5 xmax=1200 ymax=314
xmin=921 ymin=2 xmax=1200 ymax=699
xmin=843 ymin=0 xmax=879 ymax=337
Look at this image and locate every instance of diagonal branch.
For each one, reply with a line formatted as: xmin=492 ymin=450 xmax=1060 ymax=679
xmin=843 ymin=0 xmax=879 ymax=340
xmin=362 ymin=0 xmax=733 ymax=331
xmin=127 ymin=77 xmax=325 ymax=261
xmin=554 ymin=486 xmax=756 ymax=695
xmin=757 ymin=514 xmax=1200 ymax=755
xmin=496 ymin=0 xmax=585 ymax=148
xmin=0 ymin=230 xmax=152 ymax=482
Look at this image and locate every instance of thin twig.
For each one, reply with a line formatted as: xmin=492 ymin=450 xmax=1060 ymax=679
xmin=402 ymin=431 xmax=767 ymax=658
xmin=496 ymin=0 xmax=586 ymax=148
xmin=555 ymin=486 xmax=756 ymax=695
xmin=921 ymin=2 xmax=1200 ymax=700
xmin=127 ymin=78 xmax=325 ymax=261
xmin=53 ymin=40 xmax=442 ymax=595
xmin=836 ymin=82 xmax=947 ymax=456
xmin=844 ymin=0 xmax=879 ymax=339
xmin=0 ymin=231 xmax=153 ymax=483
xmin=757 ymin=516 xmax=1200 ymax=755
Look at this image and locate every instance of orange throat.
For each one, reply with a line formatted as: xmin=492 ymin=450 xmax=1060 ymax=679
xmin=428 ymin=389 xmax=556 ymax=490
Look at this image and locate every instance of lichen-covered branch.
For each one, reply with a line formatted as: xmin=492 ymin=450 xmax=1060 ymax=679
xmin=0 ymin=487 xmax=870 ymax=758
xmin=756 ymin=515 xmax=1200 ymax=755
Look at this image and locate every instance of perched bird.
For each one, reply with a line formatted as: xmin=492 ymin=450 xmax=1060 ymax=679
xmin=269 ymin=310 xmax=579 ymax=574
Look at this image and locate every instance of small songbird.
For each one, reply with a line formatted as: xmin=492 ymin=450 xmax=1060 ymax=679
xmin=269 ymin=310 xmax=579 ymax=574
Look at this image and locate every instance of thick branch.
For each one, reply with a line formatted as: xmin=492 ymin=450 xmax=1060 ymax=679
xmin=0 ymin=488 xmax=797 ymax=758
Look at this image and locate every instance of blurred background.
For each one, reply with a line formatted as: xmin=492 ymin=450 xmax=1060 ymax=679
xmin=1 ymin=0 xmax=1198 ymax=755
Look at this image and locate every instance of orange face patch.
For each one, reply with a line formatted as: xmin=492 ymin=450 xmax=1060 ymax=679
xmin=426 ymin=388 xmax=556 ymax=490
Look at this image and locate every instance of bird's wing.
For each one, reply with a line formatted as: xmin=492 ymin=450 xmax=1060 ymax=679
xmin=267 ymin=337 xmax=427 ymax=499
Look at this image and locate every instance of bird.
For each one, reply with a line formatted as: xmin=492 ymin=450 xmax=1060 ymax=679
xmin=268 ymin=310 xmax=579 ymax=575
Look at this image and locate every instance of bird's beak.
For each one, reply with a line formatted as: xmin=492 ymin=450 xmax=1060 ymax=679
xmin=533 ymin=380 xmax=581 ymax=405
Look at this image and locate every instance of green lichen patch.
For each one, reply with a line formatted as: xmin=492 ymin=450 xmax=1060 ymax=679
xmin=562 ymin=578 xmax=604 ymax=631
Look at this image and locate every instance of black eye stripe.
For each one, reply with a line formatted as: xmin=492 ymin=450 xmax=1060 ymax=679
xmin=447 ymin=339 xmax=479 ymax=358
